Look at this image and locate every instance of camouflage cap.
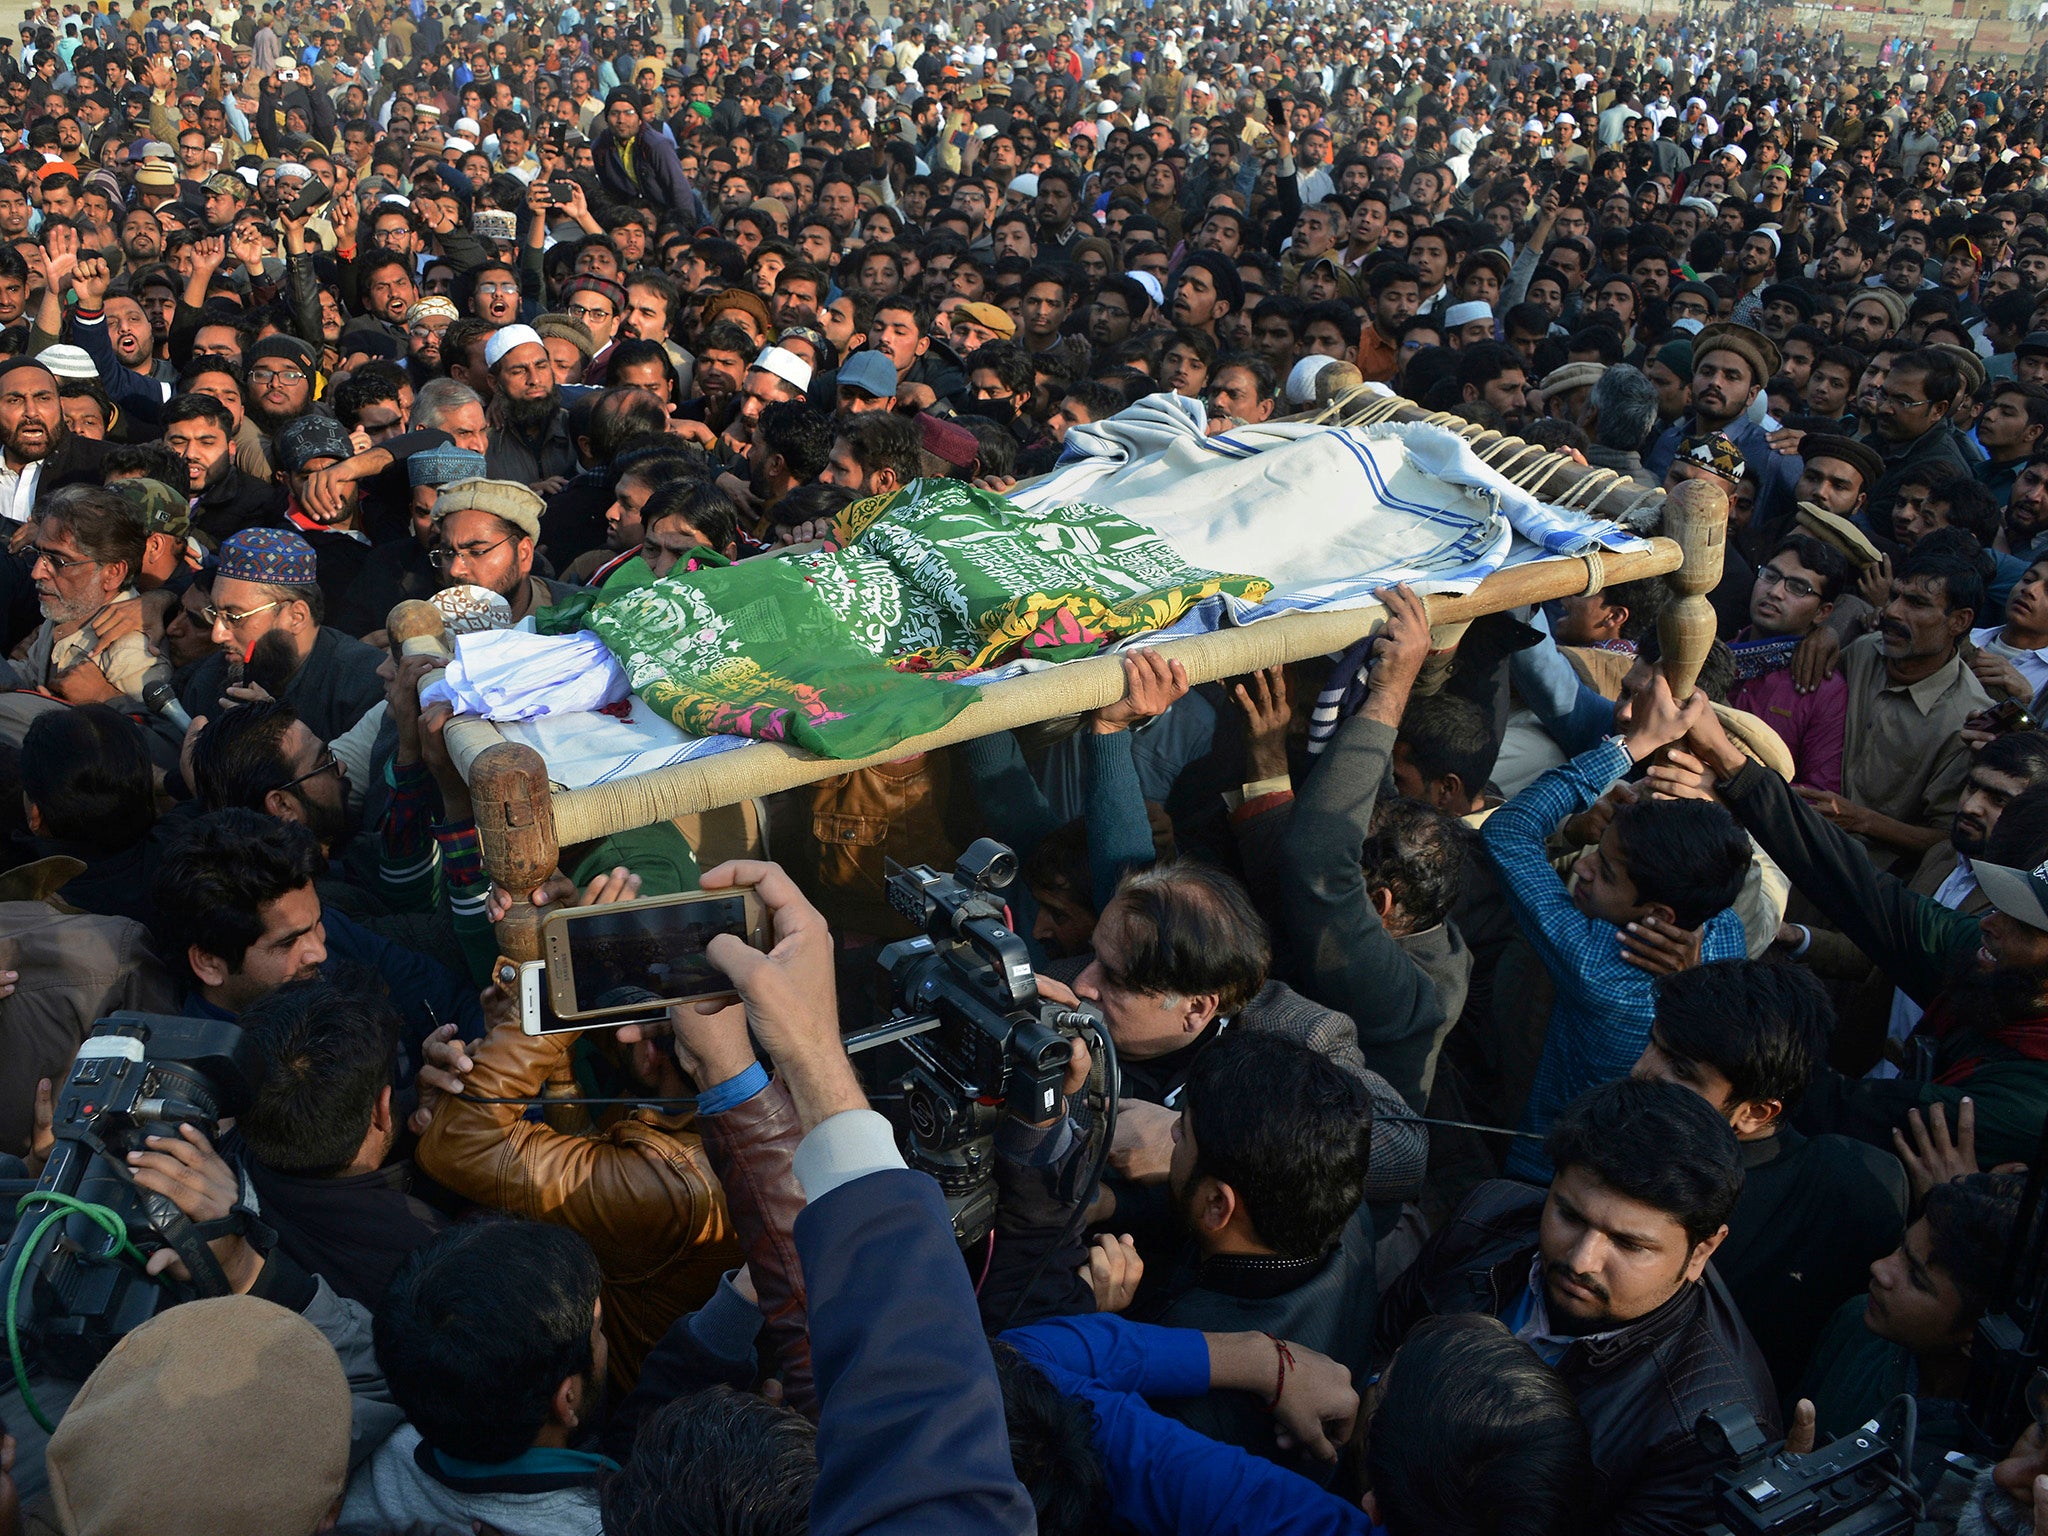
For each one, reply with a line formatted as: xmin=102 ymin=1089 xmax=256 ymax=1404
xmin=107 ymin=475 xmax=190 ymax=538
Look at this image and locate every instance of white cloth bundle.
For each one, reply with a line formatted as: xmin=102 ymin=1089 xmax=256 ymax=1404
xmin=420 ymin=627 xmax=629 ymax=721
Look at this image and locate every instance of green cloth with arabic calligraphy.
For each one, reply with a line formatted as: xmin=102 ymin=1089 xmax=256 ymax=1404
xmin=545 ymin=478 xmax=1270 ymax=760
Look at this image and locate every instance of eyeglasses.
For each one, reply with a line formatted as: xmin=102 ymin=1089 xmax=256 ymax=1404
xmin=1757 ymin=565 xmax=1820 ymax=601
xmin=474 ymin=281 xmax=519 ymax=296
xmin=29 ymin=545 xmax=100 ymax=573
xmin=408 ymin=322 xmax=450 ymax=338
xmin=1880 ymin=389 xmax=1931 ymax=410
xmin=202 ymin=598 xmax=284 ymax=626
xmin=566 ymin=302 xmax=614 ymax=322
xmin=272 ymin=748 xmax=341 ymax=795
xmin=249 ymin=368 xmax=306 ymax=387
xmin=430 ymin=535 xmax=513 ymax=570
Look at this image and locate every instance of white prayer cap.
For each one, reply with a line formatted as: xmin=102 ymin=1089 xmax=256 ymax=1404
xmin=1285 ymin=354 xmax=1336 ymax=406
xmin=1444 ymin=300 xmax=1493 ymax=327
xmin=751 ymin=345 xmax=813 ymax=392
xmin=484 ymin=324 xmax=545 ymax=367
xmin=1126 ymin=270 xmax=1164 ymax=308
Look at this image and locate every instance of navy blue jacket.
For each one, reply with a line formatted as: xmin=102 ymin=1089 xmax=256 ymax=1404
xmin=796 ymin=1167 xmax=1037 ymax=1536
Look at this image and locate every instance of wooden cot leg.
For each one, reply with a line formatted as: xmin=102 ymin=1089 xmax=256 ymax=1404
xmin=1654 ymin=477 xmax=1730 ymax=703
xmin=385 ymin=599 xmax=450 ymax=660
xmin=471 ymin=743 xmax=560 ymax=964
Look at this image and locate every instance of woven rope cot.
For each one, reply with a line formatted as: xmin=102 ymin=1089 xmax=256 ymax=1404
xmin=391 ymin=391 xmax=1727 ymax=960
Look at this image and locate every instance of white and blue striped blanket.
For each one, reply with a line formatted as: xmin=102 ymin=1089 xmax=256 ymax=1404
xmin=494 ymin=394 xmax=1653 ymax=788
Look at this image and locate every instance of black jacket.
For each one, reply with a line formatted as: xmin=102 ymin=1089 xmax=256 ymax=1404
xmin=180 ymin=624 xmax=387 ymax=743
xmin=244 ymin=1156 xmax=446 ymax=1307
xmin=591 ymin=124 xmax=712 ymax=227
xmin=191 ymin=462 xmax=287 ymax=545
xmin=1149 ymin=1206 xmax=1378 ymax=1474
xmin=1865 ymin=421 xmax=1976 ymax=526
xmin=1376 ymin=1180 xmax=1780 ymax=1536
xmin=1715 ymin=1126 xmax=1906 ymax=1405
xmin=29 ymin=429 xmax=111 ymax=503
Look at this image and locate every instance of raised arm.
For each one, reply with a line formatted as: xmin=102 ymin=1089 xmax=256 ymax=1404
xmin=692 ymin=857 xmax=1034 ymax=1534
xmin=1279 ymin=586 xmax=1441 ymax=1100
xmin=1686 ymin=707 xmax=1977 ymax=1005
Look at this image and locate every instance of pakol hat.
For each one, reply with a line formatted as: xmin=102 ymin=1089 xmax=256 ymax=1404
xmin=1692 ymin=321 xmax=1779 ymax=388
xmin=431 ymin=477 xmax=544 ymax=542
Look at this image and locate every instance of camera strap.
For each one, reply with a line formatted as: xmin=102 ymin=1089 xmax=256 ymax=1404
xmin=151 ymin=1205 xmax=236 ymax=1298
xmin=59 ymin=1122 xmax=241 ymax=1297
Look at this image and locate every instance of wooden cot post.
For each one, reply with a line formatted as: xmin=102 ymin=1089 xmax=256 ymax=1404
xmin=386 ymin=598 xmax=559 ymax=961
xmin=386 ymin=599 xmax=450 ymax=660
xmin=471 ymin=744 xmax=560 ymax=964
xmin=1653 ymin=477 xmax=1730 ymax=703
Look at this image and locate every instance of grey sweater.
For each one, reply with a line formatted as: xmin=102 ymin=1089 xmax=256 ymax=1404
xmin=1274 ymin=713 xmax=1474 ymax=1115
xmin=339 ymin=1425 xmax=604 ymax=1536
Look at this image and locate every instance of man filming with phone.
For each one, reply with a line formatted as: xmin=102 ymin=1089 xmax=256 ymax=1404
xmin=411 ymin=864 xmax=749 ymax=1393
xmin=388 ymin=856 xmax=1031 ymax=1534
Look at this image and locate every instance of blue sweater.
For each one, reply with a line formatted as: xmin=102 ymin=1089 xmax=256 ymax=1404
xmin=1483 ymin=740 xmax=1748 ymax=1180
xmin=1004 ymin=1314 xmax=1381 ymax=1536
xmin=798 ymin=1167 xmax=1037 ymax=1536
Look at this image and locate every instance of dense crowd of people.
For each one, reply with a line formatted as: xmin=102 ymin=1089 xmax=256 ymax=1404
xmin=7 ymin=0 xmax=2048 ymax=1530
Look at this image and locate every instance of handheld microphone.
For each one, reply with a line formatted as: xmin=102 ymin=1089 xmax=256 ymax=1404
xmin=142 ymin=680 xmax=192 ymax=733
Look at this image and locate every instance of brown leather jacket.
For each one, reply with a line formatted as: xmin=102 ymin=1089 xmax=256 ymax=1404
xmin=414 ymin=1022 xmax=741 ymax=1391
xmin=697 ymin=1076 xmax=816 ymax=1417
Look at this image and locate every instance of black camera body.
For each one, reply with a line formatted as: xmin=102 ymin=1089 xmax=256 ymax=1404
xmin=1697 ymin=1404 xmax=1918 ymax=1536
xmin=847 ymin=839 xmax=1088 ymax=1245
xmin=1 ymin=1014 xmax=264 ymax=1380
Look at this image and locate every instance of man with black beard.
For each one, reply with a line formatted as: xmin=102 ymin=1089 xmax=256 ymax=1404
xmin=0 ymin=355 xmax=109 ymax=522
xmin=189 ymin=697 xmax=354 ymax=856
xmin=479 ymin=323 xmax=575 ymax=490
xmin=1681 ymin=705 xmax=2048 ymax=1168
xmin=243 ymin=335 xmax=321 ymax=445
xmin=1644 ymin=323 xmax=1804 ymax=533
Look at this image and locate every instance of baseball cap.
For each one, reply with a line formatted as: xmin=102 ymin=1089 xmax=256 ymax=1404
xmin=1973 ymin=858 xmax=2048 ymax=934
xmin=274 ymin=415 xmax=356 ymax=475
xmin=836 ymin=349 xmax=898 ymax=397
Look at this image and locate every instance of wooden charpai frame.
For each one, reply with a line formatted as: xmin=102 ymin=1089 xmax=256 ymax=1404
xmin=390 ymin=389 xmax=1730 ymax=961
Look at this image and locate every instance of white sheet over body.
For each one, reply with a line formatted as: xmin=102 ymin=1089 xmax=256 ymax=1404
xmin=447 ymin=402 xmax=1653 ymax=788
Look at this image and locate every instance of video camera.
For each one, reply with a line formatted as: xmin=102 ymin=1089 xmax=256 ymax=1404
xmin=1695 ymin=1402 xmax=1919 ymax=1536
xmin=0 ymin=1014 xmax=264 ymax=1384
xmin=845 ymin=839 xmax=1110 ymax=1246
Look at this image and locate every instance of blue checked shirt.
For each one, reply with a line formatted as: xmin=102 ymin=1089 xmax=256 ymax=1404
xmin=1483 ymin=739 xmax=1749 ymax=1181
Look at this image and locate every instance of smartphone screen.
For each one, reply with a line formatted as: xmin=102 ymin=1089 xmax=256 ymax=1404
xmin=522 ymin=960 xmax=667 ymax=1034
xmin=559 ymin=895 xmax=751 ymax=1014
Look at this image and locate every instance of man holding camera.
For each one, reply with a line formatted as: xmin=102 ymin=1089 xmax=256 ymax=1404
xmin=1377 ymin=1077 xmax=1778 ymax=1536
xmin=8 ymin=860 xmax=1035 ymax=1535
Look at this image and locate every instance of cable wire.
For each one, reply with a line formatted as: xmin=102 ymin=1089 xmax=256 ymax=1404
xmin=7 ymin=1191 xmax=147 ymax=1431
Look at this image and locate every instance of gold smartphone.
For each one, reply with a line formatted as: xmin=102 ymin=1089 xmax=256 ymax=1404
xmin=541 ymin=888 xmax=770 ymax=1022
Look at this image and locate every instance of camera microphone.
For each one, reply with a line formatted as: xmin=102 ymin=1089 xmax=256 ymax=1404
xmin=142 ymin=680 xmax=192 ymax=733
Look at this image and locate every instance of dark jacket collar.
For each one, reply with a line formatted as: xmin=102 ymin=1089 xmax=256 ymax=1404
xmin=1739 ymin=1125 xmax=1801 ymax=1169
xmin=1481 ymin=1240 xmax=1710 ymax=1375
xmin=1196 ymin=1245 xmax=1337 ymax=1301
xmin=416 ymin=1436 xmax=616 ymax=1495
